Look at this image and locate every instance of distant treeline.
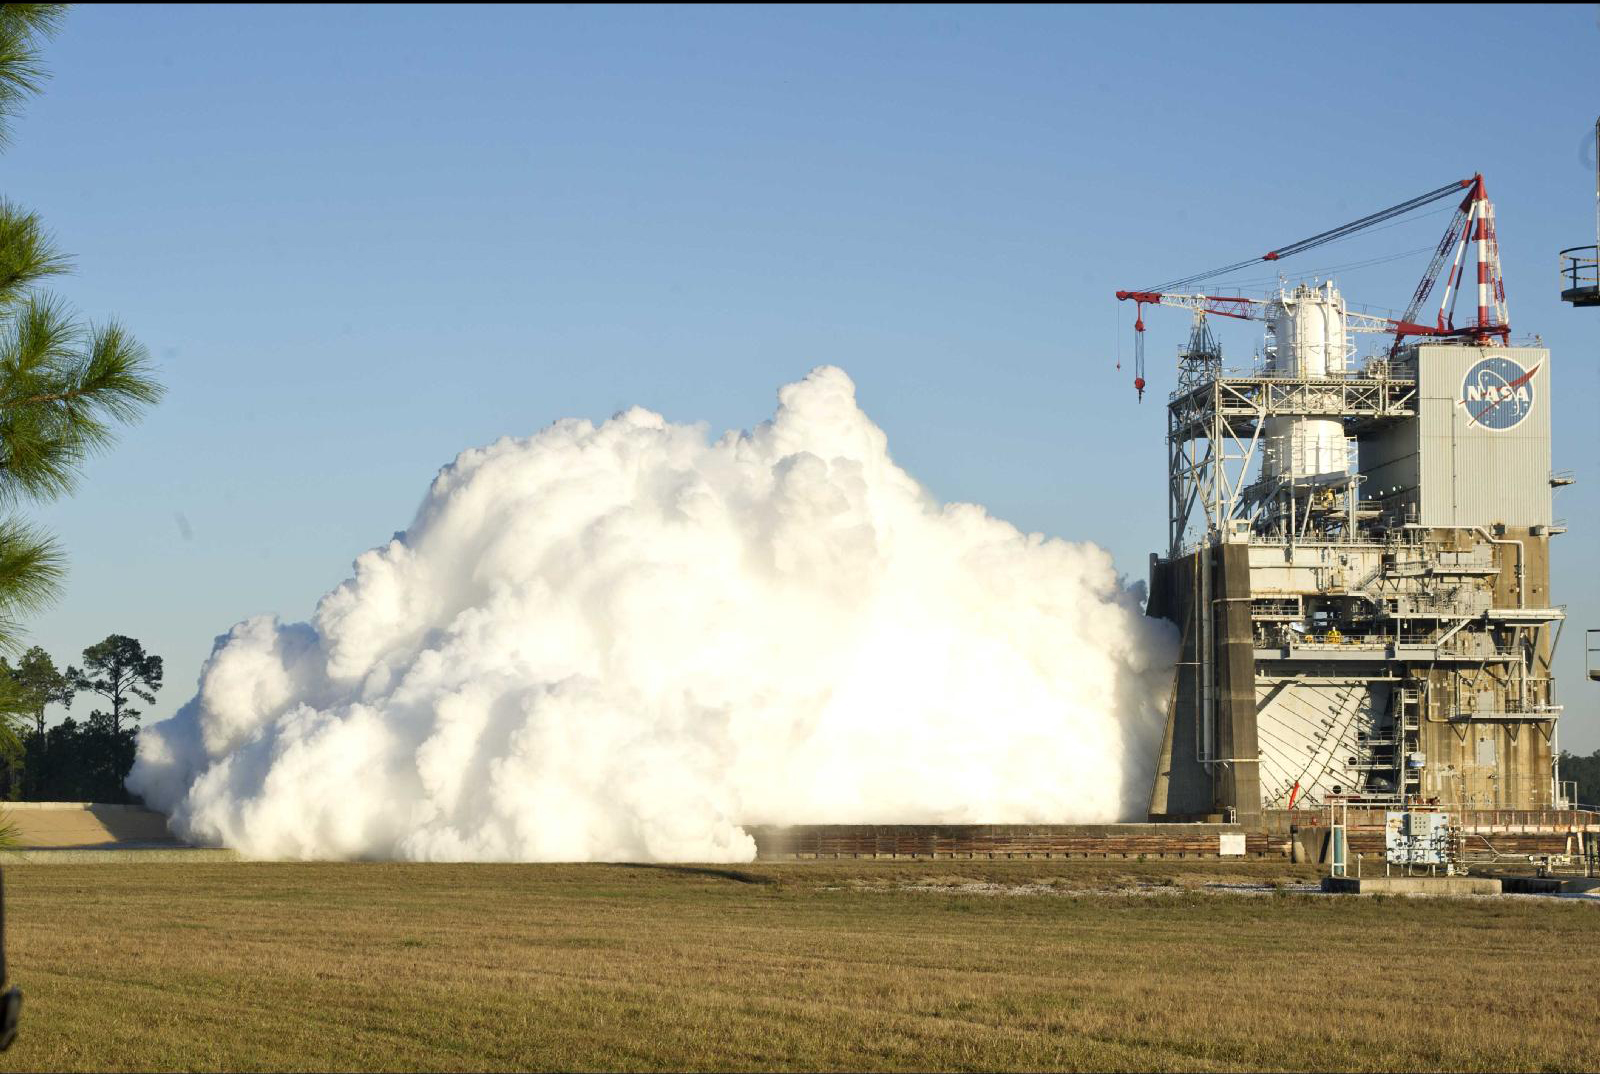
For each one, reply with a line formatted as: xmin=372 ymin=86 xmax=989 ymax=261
xmin=0 ymin=636 xmax=162 ymax=804
xmin=1559 ymin=750 xmax=1600 ymax=809
xmin=14 ymin=720 xmax=139 ymax=802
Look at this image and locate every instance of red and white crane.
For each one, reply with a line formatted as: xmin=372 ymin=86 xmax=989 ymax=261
xmin=1116 ymin=174 xmax=1510 ymax=400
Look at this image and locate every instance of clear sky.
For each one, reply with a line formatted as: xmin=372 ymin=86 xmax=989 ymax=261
xmin=7 ymin=5 xmax=1599 ymax=746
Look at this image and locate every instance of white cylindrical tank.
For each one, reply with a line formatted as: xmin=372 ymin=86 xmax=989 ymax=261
xmin=1262 ymin=282 xmax=1349 ymax=481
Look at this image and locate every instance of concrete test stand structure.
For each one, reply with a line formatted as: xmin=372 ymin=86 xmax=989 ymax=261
xmin=1125 ymin=177 xmax=1572 ymax=828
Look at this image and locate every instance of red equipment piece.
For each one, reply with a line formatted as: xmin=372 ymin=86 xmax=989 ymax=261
xmin=1116 ymin=293 xmax=1260 ymax=401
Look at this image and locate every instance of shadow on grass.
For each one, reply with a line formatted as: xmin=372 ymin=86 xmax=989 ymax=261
xmin=606 ymin=863 xmax=777 ymax=885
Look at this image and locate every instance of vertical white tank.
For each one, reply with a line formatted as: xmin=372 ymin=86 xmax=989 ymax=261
xmin=1262 ymin=282 xmax=1350 ymax=480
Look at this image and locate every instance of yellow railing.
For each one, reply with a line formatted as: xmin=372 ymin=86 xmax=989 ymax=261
xmin=1560 ymin=245 xmax=1598 ymax=296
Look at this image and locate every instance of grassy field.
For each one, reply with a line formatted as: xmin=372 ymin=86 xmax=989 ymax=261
xmin=3 ymin=859 xmax=1597 ymax=1071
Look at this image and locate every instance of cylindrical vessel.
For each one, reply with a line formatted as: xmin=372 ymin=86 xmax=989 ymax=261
xmin=1262 ymin=282 xmax=1349 ymax=480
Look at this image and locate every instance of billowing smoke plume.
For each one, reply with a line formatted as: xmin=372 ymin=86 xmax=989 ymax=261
xmin=130 ymin=367 xmax=1176 ymax=861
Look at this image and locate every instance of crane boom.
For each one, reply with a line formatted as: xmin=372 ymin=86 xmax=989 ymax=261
xmin=1115 ymin=174 xmax=1511 ymax=400
xmin=1116 ymin=291 xmax=1396 ymax=332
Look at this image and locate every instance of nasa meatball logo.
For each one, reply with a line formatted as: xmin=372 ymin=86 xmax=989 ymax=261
xmin=1458 ymin=354 xmax=1538 ymax=431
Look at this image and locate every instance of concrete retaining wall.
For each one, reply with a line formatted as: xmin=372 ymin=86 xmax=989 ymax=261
xmin=749 ymin=823 xmax=1275 ymax=860
xmin=0 ymin=847 xmax=238 ymax=864
xmin=1322 ymin=875 xmax=1502 ymax=895
xmin=2 ymin=802 xmax=181 ymax=849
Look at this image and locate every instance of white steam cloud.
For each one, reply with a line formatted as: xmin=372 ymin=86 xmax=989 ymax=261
xmin=130 ymin=367 xmax=1176 ymax=861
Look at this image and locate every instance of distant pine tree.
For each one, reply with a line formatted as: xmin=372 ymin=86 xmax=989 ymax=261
xmin=3 ymin=645 xmax=71 ymax=736
xmin=70 ymin=634 xmax=162 ymax=736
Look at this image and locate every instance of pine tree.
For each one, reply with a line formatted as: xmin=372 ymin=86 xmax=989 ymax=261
xmin=2 ymin=644 xmax=69 ymax=735
xmin=0 ymin=5 xmax=162 ymax=649
xmin=69 ymin=634 xmax=161 ymax=736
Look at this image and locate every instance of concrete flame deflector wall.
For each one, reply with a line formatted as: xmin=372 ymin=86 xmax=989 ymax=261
xmin=1146 ymin=542 xmax=1260 ymax=825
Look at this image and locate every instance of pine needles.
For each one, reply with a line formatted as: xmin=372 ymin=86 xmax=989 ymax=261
xmin=0 ymin=6 xmax=162 ymax=650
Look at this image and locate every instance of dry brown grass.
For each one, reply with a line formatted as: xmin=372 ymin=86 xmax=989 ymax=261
xmin=2 ymin=859 xmax=1597 ymax=1071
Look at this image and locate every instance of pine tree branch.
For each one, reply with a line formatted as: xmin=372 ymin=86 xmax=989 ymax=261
xmin=0 ymin=201 xmax=70 ymax=307
xmin=0 ymin=5 xmax=64 ymax=149
xmin=0 ymin=295 xmax=164 ymax=505
xmin=0 ymin=6 xmax=163 ymax=655
xmin=0 ymin=514 xmax=61 ymax=651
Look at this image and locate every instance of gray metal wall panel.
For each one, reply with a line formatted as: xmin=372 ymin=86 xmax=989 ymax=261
xmin=1361 ymin=454 xmax=1419 ymax=501
xmin=1358 ymin=409 xmax=1420 ymax=517
xmin=1358 ymin=425 xmax=1417 ymax=490
xmin=1416 ymin=345 xmax=1551 ymax=528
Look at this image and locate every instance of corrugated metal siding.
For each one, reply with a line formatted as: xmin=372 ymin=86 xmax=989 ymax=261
xmin=1416 ymin=345 xmax=1552 ymax=528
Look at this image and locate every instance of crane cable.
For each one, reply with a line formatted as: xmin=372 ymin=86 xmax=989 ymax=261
xmin=1145 ymin=178 xmax=1471 ymax=293
xmin=1212 ymin=243 xmax=1437 ymax=293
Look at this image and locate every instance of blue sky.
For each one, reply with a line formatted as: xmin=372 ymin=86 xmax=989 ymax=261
xmin=7 ymin=5 xmax=1600 ymax=746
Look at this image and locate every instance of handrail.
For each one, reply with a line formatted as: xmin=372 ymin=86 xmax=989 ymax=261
xmin=1260 ymin=629 xmax=1523 ymax=656
xmin=1561 ymin=245 xmax=1598 ymax=292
